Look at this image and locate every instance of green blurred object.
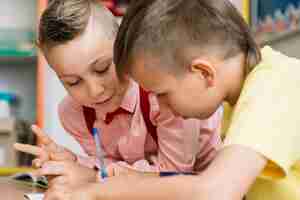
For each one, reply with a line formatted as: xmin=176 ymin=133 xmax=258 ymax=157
xmin=0 ymin=29 xmax=36 ymax=58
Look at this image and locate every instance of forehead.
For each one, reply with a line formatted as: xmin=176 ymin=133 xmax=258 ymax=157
xmin=44 ymin=20 xmax=114 ymax=75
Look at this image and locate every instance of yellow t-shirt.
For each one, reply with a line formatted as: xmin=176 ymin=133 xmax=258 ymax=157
xmin=224 ymin=46 xmax=300 ymax=200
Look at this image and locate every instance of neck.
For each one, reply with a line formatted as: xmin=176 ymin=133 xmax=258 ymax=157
xmin=224 ymin=54 xmax=246 ymax=106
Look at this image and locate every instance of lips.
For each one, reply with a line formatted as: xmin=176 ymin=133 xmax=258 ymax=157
xmin=97 ymin=97 xmax=113 ymax=105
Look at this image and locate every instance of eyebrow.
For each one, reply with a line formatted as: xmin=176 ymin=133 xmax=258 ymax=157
xmin=91 ymin=57 xmax=113 ymax=68
xmin=58 ymin=58 xmax=101 ymax=78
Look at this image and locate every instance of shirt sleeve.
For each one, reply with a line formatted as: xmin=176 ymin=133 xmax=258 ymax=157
xmin=224 ymin=63 xmax=300 ymax=180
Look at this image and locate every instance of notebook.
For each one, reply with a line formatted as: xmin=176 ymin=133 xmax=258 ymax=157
xmin=11 ymin=172 xmax=48 ymax=189
xmin=24 ymin=193 xmax=44 ymax=200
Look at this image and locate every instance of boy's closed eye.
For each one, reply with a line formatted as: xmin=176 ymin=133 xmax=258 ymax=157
xmin=65 ymin=79 xmax=81 ymax=87
xmin=94 ymin=63 xmax=110 ymax=75
xmin=93 ymin=58 xmax=112 ymax=75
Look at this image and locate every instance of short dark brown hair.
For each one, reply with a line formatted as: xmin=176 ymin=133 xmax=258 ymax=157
xmin=114 ymin=0 xmax=261 ymax=77
xmin=38 ymin=0 xmax=118 ymax=49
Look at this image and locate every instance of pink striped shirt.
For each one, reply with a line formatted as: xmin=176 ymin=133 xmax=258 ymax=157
xmin=58 ymin=80 xmax=222 ymax=173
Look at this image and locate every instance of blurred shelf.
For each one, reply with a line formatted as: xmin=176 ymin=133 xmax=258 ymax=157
xmin=0 ymin=29 xmax=36 ymax=63
xmin=258 ymin=29 xmax=300 ymax=46
xmin=0 ymin=55 xmax=37 ymax=64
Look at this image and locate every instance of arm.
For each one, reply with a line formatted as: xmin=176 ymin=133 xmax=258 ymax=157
xmin=95 ymin=145 xmax=267 ymax=200
xmin=44 ymin=145 xmax=266 ymax=200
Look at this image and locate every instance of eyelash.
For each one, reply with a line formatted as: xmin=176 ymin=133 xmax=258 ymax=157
xmin=157 ymin=92 xmax=166 ymax=97
xmin=67 ymin=80 xmax=81 ymax=87
xmin=95 ymin=64 xmax=110 ymax=75
xmin=65 ymin=63 xmax=110 ymax=87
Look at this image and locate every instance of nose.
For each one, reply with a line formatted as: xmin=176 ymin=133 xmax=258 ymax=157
xmin=87 ymin=79 xmax=105 ymax=100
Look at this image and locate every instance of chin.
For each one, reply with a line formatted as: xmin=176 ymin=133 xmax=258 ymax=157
xmin=180 ymin=112 xmax=198 ymax=119
xmin=198 ymin=109 xmax=219 ymax=119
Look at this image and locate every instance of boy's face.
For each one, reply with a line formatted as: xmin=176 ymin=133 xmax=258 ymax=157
xmin=43 ymin=20 xmax=125 ymax=112
xmin=130 ymin=55 xmax=223 ymax=119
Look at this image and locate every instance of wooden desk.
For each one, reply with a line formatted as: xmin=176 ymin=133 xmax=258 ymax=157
xmin=0 ymin=177 xmax=43 ymax=200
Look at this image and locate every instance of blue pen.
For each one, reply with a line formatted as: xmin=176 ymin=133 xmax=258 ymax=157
xmin=92 ymin=128 xmax=108 ymax=179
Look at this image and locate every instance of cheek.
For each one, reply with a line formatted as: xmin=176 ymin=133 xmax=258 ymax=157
xmin=66 ymin=86 xmax=88 ymax=104
xmin=168 ymin=87 xmax=204 ymax=116
xmin=166 ymin=93 xmax=187 ymax=114
xmin=102 ymin=69 xmax=119 ymax=89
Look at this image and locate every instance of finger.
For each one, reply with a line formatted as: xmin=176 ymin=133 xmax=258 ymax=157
xmin=46 ymin=175 xmax=59 ymax=184
xmin=31 ymin=125 xmax=53 ymax=145
xmin=44 ymin=187 xmax=67 ymax=200
xmin=148 ymin=155 xmax=158 ymax=165
xmin=48 ymin=176 xmax=67 ymax=188
xmin=106 ymin=165 xmax=115 ymax=177
xmin=112 ymin=163 xmax=139 ymax=176
xmin=50 ymin=152 xmax=71 ymax=162
xmin=32 ymin=158 xmax=42 ymax=168
xmin=32 ymin=125 xmax=62 ymax=154
xmin=14 ymin=143 xmax=44 ymax=156
xmin=32 ymin=158 xmax=50 ymax=168
xmin=34 ymin=162 xmax=66 ymax=176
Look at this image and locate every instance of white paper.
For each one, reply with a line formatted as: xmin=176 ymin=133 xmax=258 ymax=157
xmin=24 ymin=193 xmax=44 ymax=200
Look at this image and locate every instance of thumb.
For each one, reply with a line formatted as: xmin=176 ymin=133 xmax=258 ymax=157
xmin=106 ymin=164 xmax=115 ymax=177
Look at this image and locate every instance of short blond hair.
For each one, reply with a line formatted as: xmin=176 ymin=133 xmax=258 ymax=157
xmin=114 ymin=0 xmax=261 ymax=77
xmin=39 ymin=0 xmax=118 ymax=48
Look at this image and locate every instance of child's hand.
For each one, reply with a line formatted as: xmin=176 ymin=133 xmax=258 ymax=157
xmin=44 ymin=183 xmax=98 ymax=200
xmin=108 ymin=162 xmax=158 ymax=178
xmin=14 ymin=125 xmax=76 ymax=168
xmin=35 ymin=156 xmax=97 ymax=188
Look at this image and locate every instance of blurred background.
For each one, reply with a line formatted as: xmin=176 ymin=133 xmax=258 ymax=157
xmin=0 ymin=0 xmax=299 ymax=170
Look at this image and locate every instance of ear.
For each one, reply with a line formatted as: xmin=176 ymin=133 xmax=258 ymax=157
xmin=189 ymin=58 xmax=216 ymax=87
